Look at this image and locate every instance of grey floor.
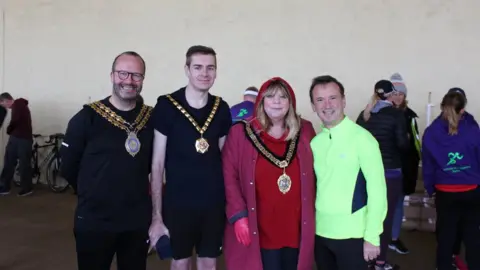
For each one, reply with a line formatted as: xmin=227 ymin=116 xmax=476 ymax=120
xmin=0 ymin=186 xmax=438 ymax=270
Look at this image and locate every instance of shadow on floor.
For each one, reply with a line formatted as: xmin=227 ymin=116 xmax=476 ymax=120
xmin=0 ymin=186 xmax=437 ymax=270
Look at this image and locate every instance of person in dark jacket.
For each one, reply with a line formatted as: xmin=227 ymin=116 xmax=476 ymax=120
xmin=0 ymin=93 xmax=33 ymax=196
xmin=357 ymin=79 xmax=408 ymax=270
xmin=422 ymin=91 xmax=480 ymax=270
xmin=60 ymin=51 xmax=153 ymax=270
xmin=388 ymin=73 xmax=421 ymax=255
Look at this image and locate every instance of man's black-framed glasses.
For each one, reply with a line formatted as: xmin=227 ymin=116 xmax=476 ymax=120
xmin=114 ymin=70 xmax=144 ymax=82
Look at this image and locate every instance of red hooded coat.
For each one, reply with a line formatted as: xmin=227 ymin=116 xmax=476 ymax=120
xmin=222 ymin=77 xmax=316 ymax=270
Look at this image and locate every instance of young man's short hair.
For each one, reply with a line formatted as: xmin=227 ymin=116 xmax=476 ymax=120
xmin=309 ymin=75 xmax=345 ymax=103
xmin=0 ymin=92 xmax=13 ymax=101
xmin=185 ymin=45 xmax=217 ymax=67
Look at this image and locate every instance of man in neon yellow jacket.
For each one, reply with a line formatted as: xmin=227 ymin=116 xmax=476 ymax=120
xmin=309 ymin=75 xmax=388 ymax=270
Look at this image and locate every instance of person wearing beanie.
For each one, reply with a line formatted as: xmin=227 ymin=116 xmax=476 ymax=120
xmin=390 ymin=73 xmax=407 ymax=96
xmin=230 ymin=86 xmax=258 ymax=123
xmin=388 ymin=73 xmax=421 ymax=256
xmin=357 ymin=79 xmax=408 ymax=270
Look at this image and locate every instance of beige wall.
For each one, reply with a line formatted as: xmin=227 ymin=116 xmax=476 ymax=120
xmin=1 ymin=0 xmax=479 ymax=144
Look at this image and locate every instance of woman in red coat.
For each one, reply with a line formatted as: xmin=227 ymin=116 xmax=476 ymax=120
xmin=222 ymin=77 xmax=316 ymax=270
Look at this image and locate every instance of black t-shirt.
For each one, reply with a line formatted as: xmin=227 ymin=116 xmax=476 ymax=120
xmin=152 ymin=87 xmax=231 ymax=208
xmin=60 ymin=97 xmax=153 ymax=232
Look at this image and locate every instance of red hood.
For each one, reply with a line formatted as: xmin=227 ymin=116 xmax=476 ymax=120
xmin=14 ymin=98 xmax=29 ymax=106
xmin=251 ymin=77 xmax=297 ymax=130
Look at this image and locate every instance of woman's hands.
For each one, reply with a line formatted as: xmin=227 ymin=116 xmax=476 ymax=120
xmin=234 ymin=217 xmax=251 ymax=246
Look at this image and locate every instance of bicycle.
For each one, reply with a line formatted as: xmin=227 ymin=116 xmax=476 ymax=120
xmin=13 ymin=133 xmax=69 ymax=193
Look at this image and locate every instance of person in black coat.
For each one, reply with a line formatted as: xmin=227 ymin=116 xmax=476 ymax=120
xmin=357 ymin=79 xmax=408 ymax=270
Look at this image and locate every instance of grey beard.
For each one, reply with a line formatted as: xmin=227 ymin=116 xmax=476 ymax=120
xmin=113 ymin=83 xmax=142 ymax=101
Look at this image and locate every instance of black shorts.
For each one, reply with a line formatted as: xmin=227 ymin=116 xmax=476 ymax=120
xmin=163 ymin=205 xmax=225 ymax=260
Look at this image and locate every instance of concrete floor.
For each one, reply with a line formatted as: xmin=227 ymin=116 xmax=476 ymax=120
xmin=0 ymin=186 xmax=438 ymax=270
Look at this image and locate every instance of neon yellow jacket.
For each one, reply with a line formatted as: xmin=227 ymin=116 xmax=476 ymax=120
xmin=310 ymin=116 xmax=387 ymax=246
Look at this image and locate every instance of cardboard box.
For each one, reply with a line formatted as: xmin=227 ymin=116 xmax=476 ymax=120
xmin=420 ymin=219 xmax=436 ymax=232
xmin=401 ymin=219 xmax=419 ymax=231
xmin=401 ymin=191 xmax=437 ymax=232
xmin=403 ymin=204 xmax=421 ymax=220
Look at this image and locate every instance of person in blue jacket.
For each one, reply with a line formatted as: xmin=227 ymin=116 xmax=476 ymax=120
xmin=422 ymin=90 xmax=480 ymax=270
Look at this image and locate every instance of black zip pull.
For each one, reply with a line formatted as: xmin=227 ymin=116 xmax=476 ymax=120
xmin=329 ymin=133 xmax=332 ymax=139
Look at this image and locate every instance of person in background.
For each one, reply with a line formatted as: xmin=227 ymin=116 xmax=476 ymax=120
xmin=422 ymin=91 xmax=480 ymax=270
xmin=0 ymin=105 xmax=6 ymax=128
xmin=230 ymin=86 xmax=258 ymax=123
xmin=311 ymin=75 xmax=387 ymax=270
xmin=60 ymin=51 xmax=153 ymax=270
xmin=0 ymin=93 xmax=33 ymax=196
xmin=357 ymin=79 xmax=408 ymax=270
xmin=448 ymin=87 xmax=477 ymax=127
xmin=149 ymin=45 xmax=232 ymax=270
xmin=222 ymin=77 xmax=316 ymax=270
xmin=388 ymin=73 xmax=420 ymax=255
xmin=444 ymin=87 xmax=474 ymax=270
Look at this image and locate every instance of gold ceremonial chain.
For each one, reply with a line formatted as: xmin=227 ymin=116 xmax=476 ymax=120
xmin=242 ymin=120 xmax=299 ymax=194
xmin=89 ymin=101 xmax=151 ymax=133
xmin=89 ymin=101 xmax=152 ymax=156
xmin=166 ymin=94 xmax=221 ymax=154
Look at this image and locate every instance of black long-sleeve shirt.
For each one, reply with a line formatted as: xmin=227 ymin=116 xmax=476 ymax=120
xmin=60 ymin=97 xmax=153 ymax=232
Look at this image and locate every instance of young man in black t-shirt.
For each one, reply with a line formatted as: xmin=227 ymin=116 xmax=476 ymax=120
xmin=61 ymin=51 xmax=153 ymax=270
xmin=149 ymin=45 xmax=231 ymax=270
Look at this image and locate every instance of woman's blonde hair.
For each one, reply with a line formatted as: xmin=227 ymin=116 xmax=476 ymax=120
xmin=363 ymin=94 xmax=380 ymax=121
xmin=255 ymin=81 xmax=300 ymax=140
xmin=441 ymin=92 xmax=466 ymax=135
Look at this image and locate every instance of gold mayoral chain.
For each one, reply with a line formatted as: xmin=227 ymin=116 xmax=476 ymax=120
xmin=166 ymin=94 xmax=220 ymax=154
xmin=89 ymin=101 xmax=152 ymax=157
xmin=242 ymin=120 xmax=299 ymax=194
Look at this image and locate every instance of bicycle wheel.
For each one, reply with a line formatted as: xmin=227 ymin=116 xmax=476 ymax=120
xmin=46 ymin=154 xmax=69 ymax=193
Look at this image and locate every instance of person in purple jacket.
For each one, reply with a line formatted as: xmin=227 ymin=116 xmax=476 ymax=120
xmin=422 ymin=90 xmax=480 ymax=270
xmin=444 ymin=87 xmax=477 ymax=270
xmin=448 ymin=87 xmax=478 ymax=127
xmin=230 ymin=86 xmax=258 ymax=123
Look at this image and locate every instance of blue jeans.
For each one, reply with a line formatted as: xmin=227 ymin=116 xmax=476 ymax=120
xmin=391 ymin=195 xmax=404 ymax=240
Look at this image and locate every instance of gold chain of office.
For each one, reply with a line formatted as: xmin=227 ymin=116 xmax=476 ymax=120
xmin=242 ymin=120 xmax=299 ymax=194
xmin=89 ymin=101 xmax=152 ymax=157
xmin=166 ymin=94 xmax=220 ymax=154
